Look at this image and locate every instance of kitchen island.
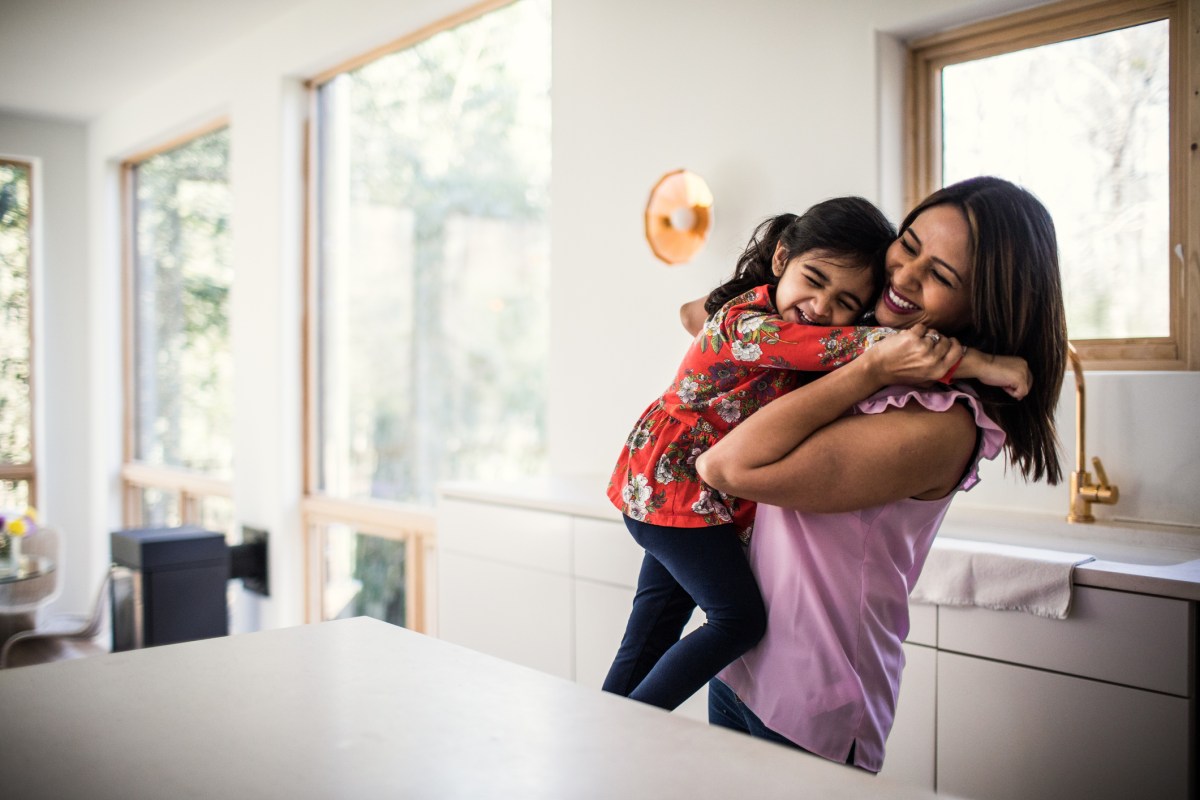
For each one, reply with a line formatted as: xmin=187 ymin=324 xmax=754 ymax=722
xmin=0 ymin=617 xmax=939 ymax=800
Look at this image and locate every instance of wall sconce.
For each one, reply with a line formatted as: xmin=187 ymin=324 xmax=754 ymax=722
xmin=645 ymin=169 xmax=714 ymax=265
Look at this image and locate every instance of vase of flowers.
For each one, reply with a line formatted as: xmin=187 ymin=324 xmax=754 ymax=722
xmin=0 ymin=507 xmax=37 ymax=567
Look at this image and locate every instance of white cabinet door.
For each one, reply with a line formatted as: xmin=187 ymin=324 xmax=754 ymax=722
xmin=438 ymin=551 xmax=573 ymax=680
xmin=575 ymin=579 xmax=633 ymax=691
xmin=878 ymin=643 xmax=935 ymax=791
xmin=574 ymin=578 xmax=708 ymax=721
xmin=937 ymin=651 xmax=1191 ymax=800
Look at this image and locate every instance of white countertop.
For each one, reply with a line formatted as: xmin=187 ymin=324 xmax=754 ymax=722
xmin=440 ymin=478 xmax=1200 ymax=602
xmin=0 ymin=618 xmax=945 ymax=799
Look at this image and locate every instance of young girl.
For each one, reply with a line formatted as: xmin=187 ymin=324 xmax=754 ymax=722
xmin=603 ymin=197 xmax=1024 ymax=711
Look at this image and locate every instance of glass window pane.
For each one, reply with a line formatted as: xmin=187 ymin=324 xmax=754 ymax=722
xmin=137 ymin=487 xmax=182 ymax=528
xmin=941 ymin=20 xmax=1169 ymax=340
xmin=316 ymin=0 xmax=550 ymax=505
xmin=0 ymin=161 xmax=32 ymax=464
xmin=132 ymin=128 xmax=234 ymax=476
xmin=321 ymin=524 xmax=408 ymax=626
xmin=0 ymin=479 xmax=30 ymax=510
xmin=198 ymin=495 xmax=235 ymax=539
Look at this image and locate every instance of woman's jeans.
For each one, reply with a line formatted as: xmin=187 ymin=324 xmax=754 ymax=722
xmin=709 ymin=678 xmax=861 ymax=766
xmin=708 ymin=678 xmax=806 ymax=749
xmin=601 ymin=516 xmax=766 ymax=711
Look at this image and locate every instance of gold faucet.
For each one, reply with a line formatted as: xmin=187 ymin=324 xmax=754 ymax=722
xmin=1066 ymin=343 xmax=1119 ymax=523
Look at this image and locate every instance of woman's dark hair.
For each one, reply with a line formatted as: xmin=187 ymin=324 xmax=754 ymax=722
xmin=903 ymin=176 xmax=1067 ymax=485
xmin=704 ymin=197 xmax=896 ymax=314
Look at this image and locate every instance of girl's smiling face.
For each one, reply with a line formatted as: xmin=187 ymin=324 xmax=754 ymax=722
xmin=876 ymin=203 xmax=974 ymax=333
xmin=772 ymin=245 xmax=875 ymax=327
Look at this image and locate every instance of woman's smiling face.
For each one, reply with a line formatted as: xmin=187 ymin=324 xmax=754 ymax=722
xmin=875 ymin=203 xmax=974 ymax=333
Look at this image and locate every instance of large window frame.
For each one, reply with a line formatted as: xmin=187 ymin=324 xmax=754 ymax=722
xmin=0 ymin=157 xmax=37 ymax=509
xmin=907 ymin=0 xmax=1200 ymax=369
xmin=301 ymin=0 xmax=535 ymax=630
xmin=121 ymin=119 xmax=234 ymax=532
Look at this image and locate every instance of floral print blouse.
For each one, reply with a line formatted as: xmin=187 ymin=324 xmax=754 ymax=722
xmin=607 ymin=285 xmax=894 ymax=538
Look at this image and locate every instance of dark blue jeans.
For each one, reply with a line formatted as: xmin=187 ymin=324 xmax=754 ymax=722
xmin=601 ymin=516 xmax=766 ymax=711
xmin=708 ymin=678 xmax=807 ymax=749
xmin=709 ymin=678 xmax=862 ymax=767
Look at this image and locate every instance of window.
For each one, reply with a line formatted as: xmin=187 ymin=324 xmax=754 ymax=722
xmin=0 ymin=159 xmax=35 ymax=509
xmin=908 ymin=0 xmax=1199 ymax=368
xmin=122 ymin=123 xmax=234 ymax=531
xmin=304 ymin=0 xmax=551 ymax=628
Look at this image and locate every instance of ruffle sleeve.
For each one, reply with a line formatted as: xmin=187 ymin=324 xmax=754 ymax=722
xmin=853 ymin=384 xmax=1006 ymax=492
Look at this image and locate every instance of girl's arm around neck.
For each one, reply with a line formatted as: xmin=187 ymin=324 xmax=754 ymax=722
xmin=696 ymin=332 xmax=977 ymax=513
xmin=680 ymin=296 xmax=708 ymax=337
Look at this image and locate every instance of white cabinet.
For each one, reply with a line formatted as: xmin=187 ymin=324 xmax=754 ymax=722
xmin=437 ymin=500 xmax=574 ymax=679
xmin=438 ymin=550 xmax=574 ymax=679
xmin=437 ymin=487 xmax=1196 ymax=798
xmin=935 ymin=587 xmax=1194 ymax=800
xmin=438 ymin=495 xmax=707 ymax=719
xmin=574 ymin=578 xmax=633 ymax=689
xmin=879 ymin=642 xmax=937 ymax=791
xmin=937 ymin=651 xmax=1190 ymax=800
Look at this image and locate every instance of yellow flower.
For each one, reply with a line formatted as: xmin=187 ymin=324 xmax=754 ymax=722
xmin=2 ymin=506 xmax=36 ymax=536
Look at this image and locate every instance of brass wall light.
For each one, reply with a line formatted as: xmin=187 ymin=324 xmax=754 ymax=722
xmin=645 ymin=169 xmax=714 ymax=265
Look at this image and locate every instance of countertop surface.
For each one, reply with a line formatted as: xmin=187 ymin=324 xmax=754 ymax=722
xmin=0 ymin=618 xmax=945 ymax=800
xmin=440 ymin=478 xmax=1200 ymax=602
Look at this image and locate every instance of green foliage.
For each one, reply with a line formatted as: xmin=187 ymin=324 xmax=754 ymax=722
xmin=318 ymin=0 xmax=550 ymax=505
xmin=352 ymin=533 xmax=407 ymax=625
xmin=0 ymin=162 xmax=32 ymax=465
xmin=132 ymin=128 xmax=233 ymax=475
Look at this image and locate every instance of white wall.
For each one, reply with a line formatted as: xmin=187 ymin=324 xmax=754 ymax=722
xmin=21 ymin=0 xmax=1197 ymax=622
xmin=548 ymin=0 xmax=1200 ymax=529
xmin=0 ymin=113 xmax=91 ymax=617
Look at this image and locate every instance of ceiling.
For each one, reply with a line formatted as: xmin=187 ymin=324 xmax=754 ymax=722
xmin=0 ymin=0 xmax=312 ymax=122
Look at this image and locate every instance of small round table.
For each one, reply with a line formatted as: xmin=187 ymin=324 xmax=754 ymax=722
xmin=0 ymin=555 xmax=56 ymax=584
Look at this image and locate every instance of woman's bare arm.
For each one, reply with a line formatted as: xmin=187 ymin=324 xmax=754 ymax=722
xmin=696 ymin=328 xmax=977 ymax=511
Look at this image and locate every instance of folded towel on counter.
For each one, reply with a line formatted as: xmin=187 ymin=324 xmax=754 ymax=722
xmin=911 ymin=537 xmax=1095 ymax=619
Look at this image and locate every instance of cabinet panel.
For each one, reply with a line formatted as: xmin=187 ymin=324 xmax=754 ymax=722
xmin=878 ymin=643 xmax=935 ymax=791
xmin=438 ymin=498 xmax=572 ymax=574
xmin=937 ymin=651 xmax=1191 ymax=800
xmin=437 ymin=551 xmax=573 ymax=679
xmin=938 ymin=586 xmax=1191 ymax=695
xmin=574 ymin=579 xmax=708 ymax=721
xmin=573 ymin=517 xmax=642 ymax=588
xmin=906 ymin=602 xmax=936 ymax=647
xmin=575 ymin=580 xmax=633 ymax=690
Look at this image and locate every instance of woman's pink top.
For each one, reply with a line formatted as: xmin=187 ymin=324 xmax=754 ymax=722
xmin=716 ymin=384 xmax=1005 ymax=773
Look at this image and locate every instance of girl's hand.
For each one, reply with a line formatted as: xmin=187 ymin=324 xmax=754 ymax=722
xmin=864 ymin=324 xmax=961 ymax=386
xmin=953 ymin=346 xmax=1032 ymax=399
xmin=680 ymin=296 xmax=709 ymax=337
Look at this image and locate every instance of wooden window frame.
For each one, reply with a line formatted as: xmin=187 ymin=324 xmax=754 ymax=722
xmin=299 ymin=0 xmax=517 ymax=629
xmin=907 ymin=0 xmax=1200 ymax=369
xmin=0 ymin=157 xmax=37 ymax=506
xmin=120 ymin=119 xmax=234 ymax=529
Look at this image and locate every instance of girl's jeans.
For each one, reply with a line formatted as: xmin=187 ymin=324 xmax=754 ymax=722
xmin=601 ymin=515 xmax=766 ymax=711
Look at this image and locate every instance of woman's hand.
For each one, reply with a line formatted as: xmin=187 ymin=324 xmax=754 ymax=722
xmin=863 ymin=324 xmax=961 ymax=386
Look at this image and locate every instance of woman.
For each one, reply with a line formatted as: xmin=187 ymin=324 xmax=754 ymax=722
xmin=688 ymin=176 xmax=1066 ymax=773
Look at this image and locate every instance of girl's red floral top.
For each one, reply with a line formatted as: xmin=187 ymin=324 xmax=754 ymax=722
xmin=607 ymin=285 xmax=894 ymax=538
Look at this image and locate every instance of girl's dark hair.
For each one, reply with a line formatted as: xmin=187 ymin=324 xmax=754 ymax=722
xmin=903 ymin=176 xmax=1067 ymax=485
xmin=704 ymin=197 xmax=896 ymax=315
